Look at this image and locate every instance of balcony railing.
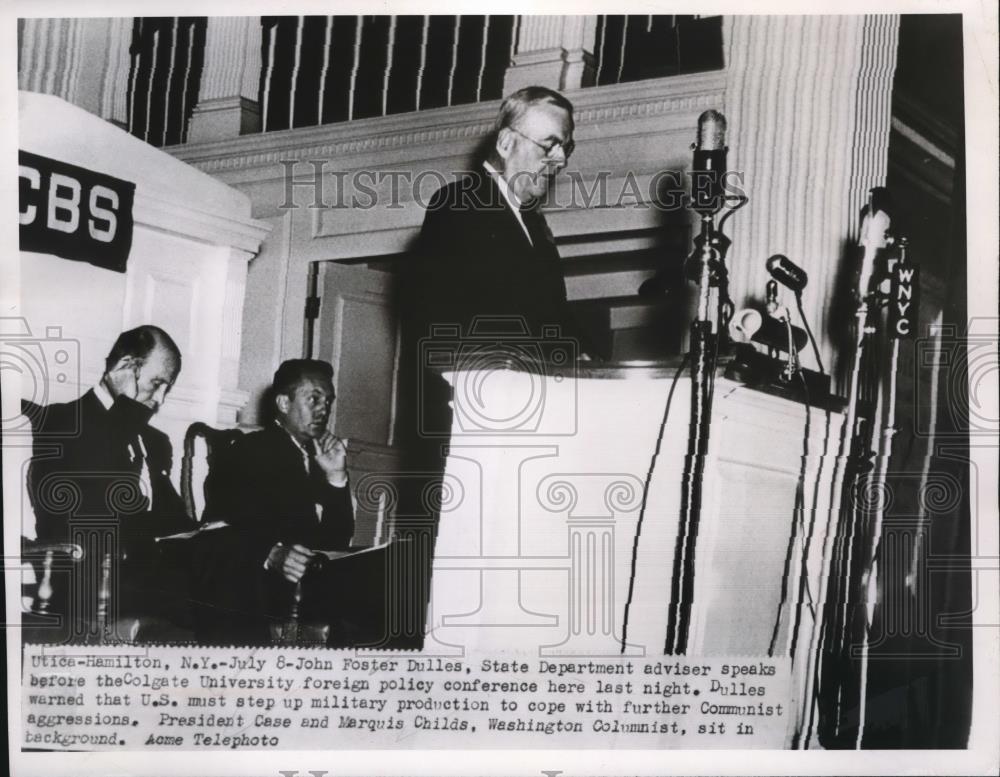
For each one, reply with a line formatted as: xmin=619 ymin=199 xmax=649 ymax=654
xmin=51 ymin=14 xmax=725 ymax=147
xmin=593 ymin=15 xmax=723 ymax=86
xmin=259 ymin=15 xmax=517 ymax=132
xmin=127 ymin=17 xmax=206 ymax=147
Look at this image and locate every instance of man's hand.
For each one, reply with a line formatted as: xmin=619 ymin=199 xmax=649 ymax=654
xmin=313 ymin=432 xmax=348 ymax=486
xmin=103 ymin=357 xmax=140 ymax=400
xmin=266 ymin=543 xmax=316 ymax=583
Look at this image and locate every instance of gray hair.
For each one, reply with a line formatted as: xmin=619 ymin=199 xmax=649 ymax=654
xmin=487 ymin=86 xmax=575 ymax=167
xmin=493 ymin=86 xmax=575 ymax=134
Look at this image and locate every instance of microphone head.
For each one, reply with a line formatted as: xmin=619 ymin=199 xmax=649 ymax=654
xmin=765 ymin=254 xmax=788 ymax=272
xmin=697 ymin=110 xmax=727 ymax=151
xmin=766 ymin=254 xmax=808 ymax=293
xmin=765 ymin=279 xmax=779 ymax=313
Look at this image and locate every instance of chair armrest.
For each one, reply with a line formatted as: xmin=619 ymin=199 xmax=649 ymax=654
xmin=21 ymin=540 xmax=84 ymax=561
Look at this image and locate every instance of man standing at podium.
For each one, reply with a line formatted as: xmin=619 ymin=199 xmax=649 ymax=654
xmin=410 ymin=85 xmax=589 ymax=348
xmin=395 ymin=87 xmax=594 ymax=649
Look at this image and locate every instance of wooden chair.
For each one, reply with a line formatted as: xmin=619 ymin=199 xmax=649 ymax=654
xmin=181 ymin=421 xmax=330 ymax=645
xmin=20 ymin=539 xmax=142 ymax=644
xmin=20 ymin=539 xmax=83 ymax=642
xmin=181 ymin=421 xmax=244 ymax=522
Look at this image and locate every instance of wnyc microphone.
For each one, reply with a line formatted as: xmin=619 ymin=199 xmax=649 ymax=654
xmin=691 ymin=110 xmax=727 ymax=214
xmin=766 ymin=254 xmax=808 ymax=294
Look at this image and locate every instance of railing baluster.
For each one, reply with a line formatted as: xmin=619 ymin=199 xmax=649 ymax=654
xmin=66 ymin=19 xmax=84 ymax=104
xmin=347 ymin=15 xmax=363 ymax=121
xmin=178 ymin=21 xmax=195 ymax=143
xmin=289 ymin=16 xmax=304 ymax=129
xmin=43 ymin=19 xmax=59 ymax=95
xmin=161 ymin=18 xmax=179 ymax=146
xmin=596 ymin=15 xmax=608 ymax=85
xmin=317 ymin=16 xmax=333 ymax=125
xmin=615 ymin=16 xmax=628 ymax=85
xmin=382 ymin=15 xmax=397 ymax=116
xmin=415 ymin=15 xmax=429 ymax=111
xmin=127 ymin=20 xmax=141 ymax=135
xmin=446 ymin=15 xmax=460 ymax=107
xmin=475 ymin=15 xmax=490 ymax=103
xmin=144 ymin=28 xmax=159 ymax=143
xmin=510 ymin=15 xmax=519 ymax=65
xmin=261 ymin=21 xmax=277 ymax=132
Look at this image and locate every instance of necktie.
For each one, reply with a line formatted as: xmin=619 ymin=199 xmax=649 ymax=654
xmin=127 ymin=435 xmax=152 ymax=512
xmin=519 ymin=203 xmax=557 ymax=257
xmin=305 ymin=443 xmax=323 ymax=522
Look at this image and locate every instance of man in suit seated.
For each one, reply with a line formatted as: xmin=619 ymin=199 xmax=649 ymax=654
xmin=197 ymin=359 xmax=364 ymax=645
xmin=27 ymin=325 xmax=197 ymax=642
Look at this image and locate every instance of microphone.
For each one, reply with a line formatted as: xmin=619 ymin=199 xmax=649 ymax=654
xmin=765 ymin=279 xmax=779 ymax=315
xmin=729 ymin=308 xmax=808 ymax=352
xmin=691 ymin=110 xmax=727 ymax=214
xmin=766 ymin=254 xmax=808 ymax=294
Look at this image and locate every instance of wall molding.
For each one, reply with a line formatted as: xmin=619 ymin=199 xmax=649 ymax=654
xmin=170 ymin=71 xmax=727 ymax=181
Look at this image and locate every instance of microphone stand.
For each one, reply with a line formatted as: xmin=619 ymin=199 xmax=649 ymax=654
xmin=664 ymin=135 xmax=744 ymax=654
xmin=808 ymin=191 xmax=892 ymax=748
xmin=854 ymin=236 xmax=912 ymax=748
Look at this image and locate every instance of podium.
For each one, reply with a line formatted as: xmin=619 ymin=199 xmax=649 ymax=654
xmin=424 ymin=359 xmax=846 ymax=660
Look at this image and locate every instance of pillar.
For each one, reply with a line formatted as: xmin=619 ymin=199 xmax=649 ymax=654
xmin=503 ymin=15 xmax=597 ymax=93
xmin=18 ymin=18 xmax=132 ymax=127
xmin=187 ymin=17 xmax=262 ymax=142
xmin=722 ymin=15 xmax=900 ymax=377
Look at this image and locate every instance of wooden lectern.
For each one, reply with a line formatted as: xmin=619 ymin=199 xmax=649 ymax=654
xmin=424 ymin=359 xmax=846 ymax=734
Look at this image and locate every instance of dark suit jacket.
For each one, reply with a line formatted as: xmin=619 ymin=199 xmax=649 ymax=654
xmin=194 ymin=425 xmax=355 ymax=641
xmin=25 ymin=390 xmax=195 ymax=634
xmin=27 ymin=390 xmax=192 ymax=548
xmin=410 ymin=170 xmax=588 ymax=345
xmin=399 ymin=170 xmax=594 ymax=450
xmin=202 ymin=424 xmax=354 ymax=560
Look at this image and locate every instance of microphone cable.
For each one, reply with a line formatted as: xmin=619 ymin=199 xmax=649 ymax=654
xmin=620 ymin=351 xmax=690 ymax=654
xmin=795 ymin=292 xmax=826 ymax=374
xmin=768 ymin=368 xmax=817 ymax=657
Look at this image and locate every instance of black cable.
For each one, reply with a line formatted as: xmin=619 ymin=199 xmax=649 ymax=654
xmin=796 ymin=292 xmax=826 ymax=374
xmin=717 ymin=194 xmax=748 ymax=233
xmin=768 ymin=366 xmax=814 ymax=656
xmin=620 ymin=352 xmax=690 ymax=654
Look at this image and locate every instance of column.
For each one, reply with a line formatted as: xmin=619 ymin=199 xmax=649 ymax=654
xmin=18 ymin=18 xmax=132 ymax=127
xmin=187 ymin=17 xmax=262 ymax=142
xmin=503 ymin=15 xmax=597 ymax=93
xmin=538 ymin=474 xmax=644 ymax=656
xmin=99 ymin=18 xmax=133 ymax=127
xmin=722 ymin=15 xmax=899 ymax=378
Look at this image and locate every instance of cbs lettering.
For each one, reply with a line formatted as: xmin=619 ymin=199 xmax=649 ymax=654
xmin=20 ymin=164 xmax=120 ymax=243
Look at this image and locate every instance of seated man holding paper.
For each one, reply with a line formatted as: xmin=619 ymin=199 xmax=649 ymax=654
xmin=198 ymin=359 xmax=360 ymax=644
xmin=26 ymin=325 xmax=197 ymax=641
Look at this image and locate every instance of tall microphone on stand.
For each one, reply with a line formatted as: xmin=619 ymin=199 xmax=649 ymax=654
xmin=665 ymin=109 xmax=741 ymax=656
xmin=691 ymin=110 xmax=728 ymax=216
xmin=640 ymin=111 xmax=730 ymax=298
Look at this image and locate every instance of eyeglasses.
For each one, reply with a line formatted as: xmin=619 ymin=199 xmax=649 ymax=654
xmin=509 ymin=127 xmax=575 ymax=159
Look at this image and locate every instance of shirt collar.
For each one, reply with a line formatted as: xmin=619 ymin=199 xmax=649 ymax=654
xmin=275 ymin=420 xmax=313 ymax=459
xmin=93 ymin=382 xmax=114 ymax=410
xmin=483 ymin=161 xmax=524 ymax=212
